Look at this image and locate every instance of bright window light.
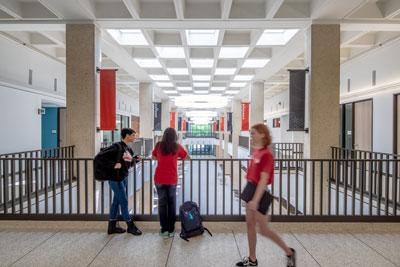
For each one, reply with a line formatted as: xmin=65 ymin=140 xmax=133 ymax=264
xmin=211 ymin=87 xmax=225 ymax=91
xmin=155 ymin=47 xmax=185 ymax=58
xmin=108 ymin=29 xmax=148 ymax=45
xmin=175 ymin=95 xmax=228 ymax=109
xmin=215 ymin=68 xmax=236 ymax=75
xmin=226 ymin=90 xmax=240 ymax=95
xmin=167 ymin=68 xmax=189 ymax=75
xmin=177 ymin=87 xmax=192 ymax=91
xmin=242 ymin=59 xmax=270 ymax=68
xmin=234 ymin=75 xmax=254 ymax=81
xmin=156 ymin=82 xmax=174 ymax=87
xmin=193 ymin=82 xmax=209 ymax=87
xmin=164 ymin=90 xmax=178 ymax=94
xmin=194 ymin=91 xmax=208 ymax=94
xmin=134 ymin=58 xmax=162 ymax=68
xmin=186 ymin=111 xmax=217 ymax=117
xmin=190 ymin=59 xmax=214 ymax=68
xmin=219 ymin=47 xmax=249 ymax=58
xmin=185 ymin=30 xmax=219 ymax=46
xmin=230 ymin=82 xmax=247 ymax=87
xmin=256 ymin=29 xmax=299 ymax=46
xmin=149 ymin=75 xmax=169 ymax=81
xmin=192 ymin=75 xmax=211 ymax=81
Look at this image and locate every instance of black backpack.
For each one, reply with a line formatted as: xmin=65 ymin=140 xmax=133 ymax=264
xmin=179 ymin=201 xmax=212 ymax=241
xmin=94 ymin=143 xmax=123 ymax=181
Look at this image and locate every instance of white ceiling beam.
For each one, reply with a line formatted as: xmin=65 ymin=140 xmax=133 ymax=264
xmin=37 ymin=0 xmax=64 ymax=19
xmin=340 ymin=31 xmax=368 ymax=46
xmin=0 ymin=23 xmax=65 ymax=31
xmin=378 ymin=0 xmax=400 ymax=19
xmin=221 ymin=0 xmax=233 ymax=19
xmin=341 ymin=20 xmax=400 ymax=31
xmin=265 ymin=0 xmax=285 ymax=19
xmin=0 ymin=0 xmax=22 ymax=19
xmin=311 ymin=0 xmax=366 ymax=19
xmin=76 ymin=0 xmax=97 ymax=20
xmin=40 ymin=31 xmax=65 ymax=47
xmin=122 ymin=0 xmax=140 ymax=19
xmin=173 ymin=0 xmax=185 ymax=20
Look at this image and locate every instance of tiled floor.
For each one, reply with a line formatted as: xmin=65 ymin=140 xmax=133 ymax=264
xmin=0 ymin=221 xmax=399 ymax=267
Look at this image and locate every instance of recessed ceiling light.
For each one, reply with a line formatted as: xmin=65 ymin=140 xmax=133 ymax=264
xmin=256 ymin=29 xmax=299 ymax=46
xmin=210 ymin=87 xmax=225 ymax=91
xmin=108 ymin=29 xmax=148 ymax=45
xmin=164 ymin=90 xmax=178 ymax=94
xmin=155 ymin=47 xmax=185 ymax=58
xmin=226 ymin=90 xmax=240 ymax=95
xmin=134 ymin=58 xmax=162 ymax=68
xmin=230 ymin=82 xmax=247 ymax=87
xmin=219 ymin=47 xmax=249 ymax=58
xmin=149 ymin=75 xmax=169 ymax=81
xmin=234 ymin=75 xmax=254 ymax=81
xmin=194 ymin=91 xmax=208 ymax=94
xmin=215 ymin=68 xmax=236 ymax=75
xmin=190 ymin=59 xmax=214 ymax=68
xmin=193 ymin=82 xmax=209 ymax=87
xmin=156 ymin=82 xmax=174 ymax=87
xmin=177 ymin=87 xmax=192 ymax=91
xmin=242 ymin=59 xmax=270 ymax=68
xmin=186 ymin=30 xmax=219 ymax=46
xmin=192 ymin=75 xmax=211 ymax=81
xmin=167 ymin=68 xmax=189 ymax=75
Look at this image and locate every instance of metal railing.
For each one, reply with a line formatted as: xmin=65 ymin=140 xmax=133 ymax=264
xmin=101 ymin=138 xmax=153 ymax=157
xmin=271 ymin=143 xmax=303 ymax=160
xmin=332 ymin=146 xmax=399 ymax=160
xmin=1 ymin=157 xmax=398 ymax=222
xmin=0 ymin=146 xmax=74 ymax=159
xmin=183 ymin=132 xmax=219 ymax=138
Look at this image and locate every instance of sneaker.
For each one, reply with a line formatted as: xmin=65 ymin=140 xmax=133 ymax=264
xmin=287 ymin=248 xmax=296 ymax=267
xmin=168 ymin=231 xmax=175 ymax=238
xmin=159 ymin=231 xmax=170 ymax=239
xmin=236 ymin=257 xmax=258 ymax=266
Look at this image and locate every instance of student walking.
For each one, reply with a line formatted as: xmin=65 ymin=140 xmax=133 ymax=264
xmin=152 ymin=128 xmax=189 ymax=238
xmin=103 ymin=128 xmax=142 ymax=236
xmin=236 ymin=124 xmax=296 ymax=267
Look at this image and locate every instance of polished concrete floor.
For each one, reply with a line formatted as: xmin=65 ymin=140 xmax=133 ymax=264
xmin=0 ymin=221 xmax=399 ymax=267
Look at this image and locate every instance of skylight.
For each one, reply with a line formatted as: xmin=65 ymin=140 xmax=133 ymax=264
xmin=177 ymin=87 xmax=192 ymax=91
xmin=215 ymin=68 xmax=236 ymax=75
xmin=194 ymin=91 xmax=208 ymax=94
xmin=149 ymin=75 xmax=169 ymax=81
xmin=134 ymin=58 xmax=162 ymax=68
xmin=108 ymin=29 xmax=148 ymax=45
xmin=242 ymin=59 xmax=270 ymax=68
xmin=174 ymin=95 xmax=228 ymax=109
xmin=156 ymin=82 xmax=174 ymax=87
xmin=226 ymin=90 xmax=240 ymax=95
xmin=210 ymin=87 xmax=226 ymax=91
xmin=155 ymin=47 xmax=185 ymax=58
xmin=190 ymin=59 xmax=214 ymax=68
xmin=185 ymin=30 xmax=220 ymax=46
xmin=256 ymin=29 xmax=299 ymax=46
xmin=167 ymin=68 xmax=189 ymax=75
xmin=230 ymin=82 xmax=247 ymax=87
xmin=192 ymin=75 xmax=211 ymax=81
xmin=234 ymin=75 xmax=254 ymax=81
xmin=219 ymin=47 xmax=249 ymax=58
xmin=164 ymin=90 xmax=178 ymax=94
xmin=193 ymin=82 xmax=209 ymax=87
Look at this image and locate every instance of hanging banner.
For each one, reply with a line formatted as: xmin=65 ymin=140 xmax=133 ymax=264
xmin=153 ymin=102 xmax=162 ymax=131
xmin=216 ymin=119 xmax=220 ymax=132
xmin=100 ymin=69 xmax=116 ymax=130
xmin=220 ymin=116 xmax=225 ymax=131
xmin=213 ymin=121 xmax=217 ymax=132
xmin=182 ymin=118 xmax=187 ymax=131
xmin=241 ymin=102 xmax=250 ymax=131
xmin=178 ymin=117 xmax=182 ymax=131
xmin=170 ymin=112 xmax=176 ymax=128
xmin=227 ymin=112 xmax=233 ymax=132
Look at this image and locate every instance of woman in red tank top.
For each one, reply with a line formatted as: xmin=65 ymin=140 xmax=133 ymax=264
xmin=236 ymin=124 xmax=296 ymax=267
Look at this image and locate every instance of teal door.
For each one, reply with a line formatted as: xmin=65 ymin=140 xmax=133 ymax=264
xmin=41 ymin=107 xmax=59 ymax=149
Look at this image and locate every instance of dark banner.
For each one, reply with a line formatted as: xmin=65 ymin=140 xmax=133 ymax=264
xmin=227 ymin=112 xmax=233 ymax=132
xmin=99 ymin=69 xmax=116 ymax=130
xmin=289 ymin=69 xmax=306 ymax=130
xmin=178 ymin=117 xmax=182 ymax=131
xmin=153 ymin=102 xmax=162 ymax=131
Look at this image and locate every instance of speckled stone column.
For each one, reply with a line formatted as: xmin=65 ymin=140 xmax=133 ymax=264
xmin=139 ymin=82 xmax=154 ymax=139
xmin=232 ymin=99 xmax=241 ymax=158
xmin=304 ymin=24 xmax=340 ymax=215
xmin=250 ymin=81 xmax=264 ymax=127
xmin=161 ymin=99 xmax=170 ymax=132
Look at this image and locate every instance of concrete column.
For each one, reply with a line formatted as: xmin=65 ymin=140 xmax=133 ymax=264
xmin=139 ymin=82 xmax=154 ymax=139
xmin=232 ymin=99 xmax=241 ymax=158
xmin=223 ymin=108 xmax=230 ymax=158
xmin=304 ymin=24 xmax=340 ymax=214
xmin=250 ymin=81 xmax=265 ymax=127
xmin=66 ymin=24 xmax=101 ymax=158
xmin=161 ymin=99 xmax=170 ymax=132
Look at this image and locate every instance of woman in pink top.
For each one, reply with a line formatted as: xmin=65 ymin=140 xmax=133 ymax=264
xmin=236 ymin=124 xmax=296 ymax=267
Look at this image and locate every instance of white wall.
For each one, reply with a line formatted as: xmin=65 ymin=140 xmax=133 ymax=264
xmin=372 ymin=94 xmax=393 ymax=153
xmin=0 ymin=85 xmax=42 ymax=154
xmin=116 ymin=91 xmax=139 ymax=117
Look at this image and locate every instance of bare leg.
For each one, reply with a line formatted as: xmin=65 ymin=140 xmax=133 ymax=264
xmin=256 ymin=213 xmax=292 ymax=256
xmin=246 ymin=208 xmax=258 ymax=261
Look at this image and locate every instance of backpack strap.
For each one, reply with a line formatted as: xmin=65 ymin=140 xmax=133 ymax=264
xmin=203 ymin=227 xmax=212 ymax=237
xmin=114 ymin=142 xmax=124 ymax=164
xmin=179 ymin=232 xmax=189 ymax=242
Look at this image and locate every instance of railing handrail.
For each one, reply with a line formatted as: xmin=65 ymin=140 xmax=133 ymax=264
xmin=331 ymin=146 xmax=400 ymax=158
xmin=0 ymin=145 xmax=75 ymax=158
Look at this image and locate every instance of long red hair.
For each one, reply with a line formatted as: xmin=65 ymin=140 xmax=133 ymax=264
xmin=251 ymin=123 xmax=272 ymax=148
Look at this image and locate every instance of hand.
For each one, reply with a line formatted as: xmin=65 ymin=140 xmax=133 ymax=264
xmin=114 ymin=163 xmax=122 ymax=169
xmin=247 ymin=200 xmax=258 ymax=211
xmin=135 ymin=155 xmax=142 ymax=161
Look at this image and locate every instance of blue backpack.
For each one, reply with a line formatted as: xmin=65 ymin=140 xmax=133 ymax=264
xmin=179 ymin=201 xmax=212 ymax=241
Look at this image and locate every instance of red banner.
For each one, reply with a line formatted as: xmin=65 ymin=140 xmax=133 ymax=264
xmin=213 ymin=121 xmax=217 ymax=132
xmin=241 ymin=102 xmax=250 ymax=131
xmin=100 ymin=69 xmax=116 ymax=130
xmin=220 ymin=116 xmax=224 ymax=131
xmin=170 ymin=112 xmax=176 ymax=128
xmin=182 ymin=118 xmax=186 ymax=131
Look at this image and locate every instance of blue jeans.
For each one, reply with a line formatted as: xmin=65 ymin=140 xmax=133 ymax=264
xmin=109 ymin=177 xmax=130 ymax=222
xmin=156 ymin=184 xmax=177 ymax=233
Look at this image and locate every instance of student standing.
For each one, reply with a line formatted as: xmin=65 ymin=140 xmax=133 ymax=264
xmin=152 ymin=128 xmax=189 ymax=238
xmin=236 ymin=124 xmax=296 ymax=267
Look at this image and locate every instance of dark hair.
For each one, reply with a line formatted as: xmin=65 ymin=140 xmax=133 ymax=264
xmin=121 ymin=128 xmax=136 ymax=139
xmin=159 ymin=128 xmax=178 ymax=155
xmin=251 ymin=124 xmax=272 ymax=147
